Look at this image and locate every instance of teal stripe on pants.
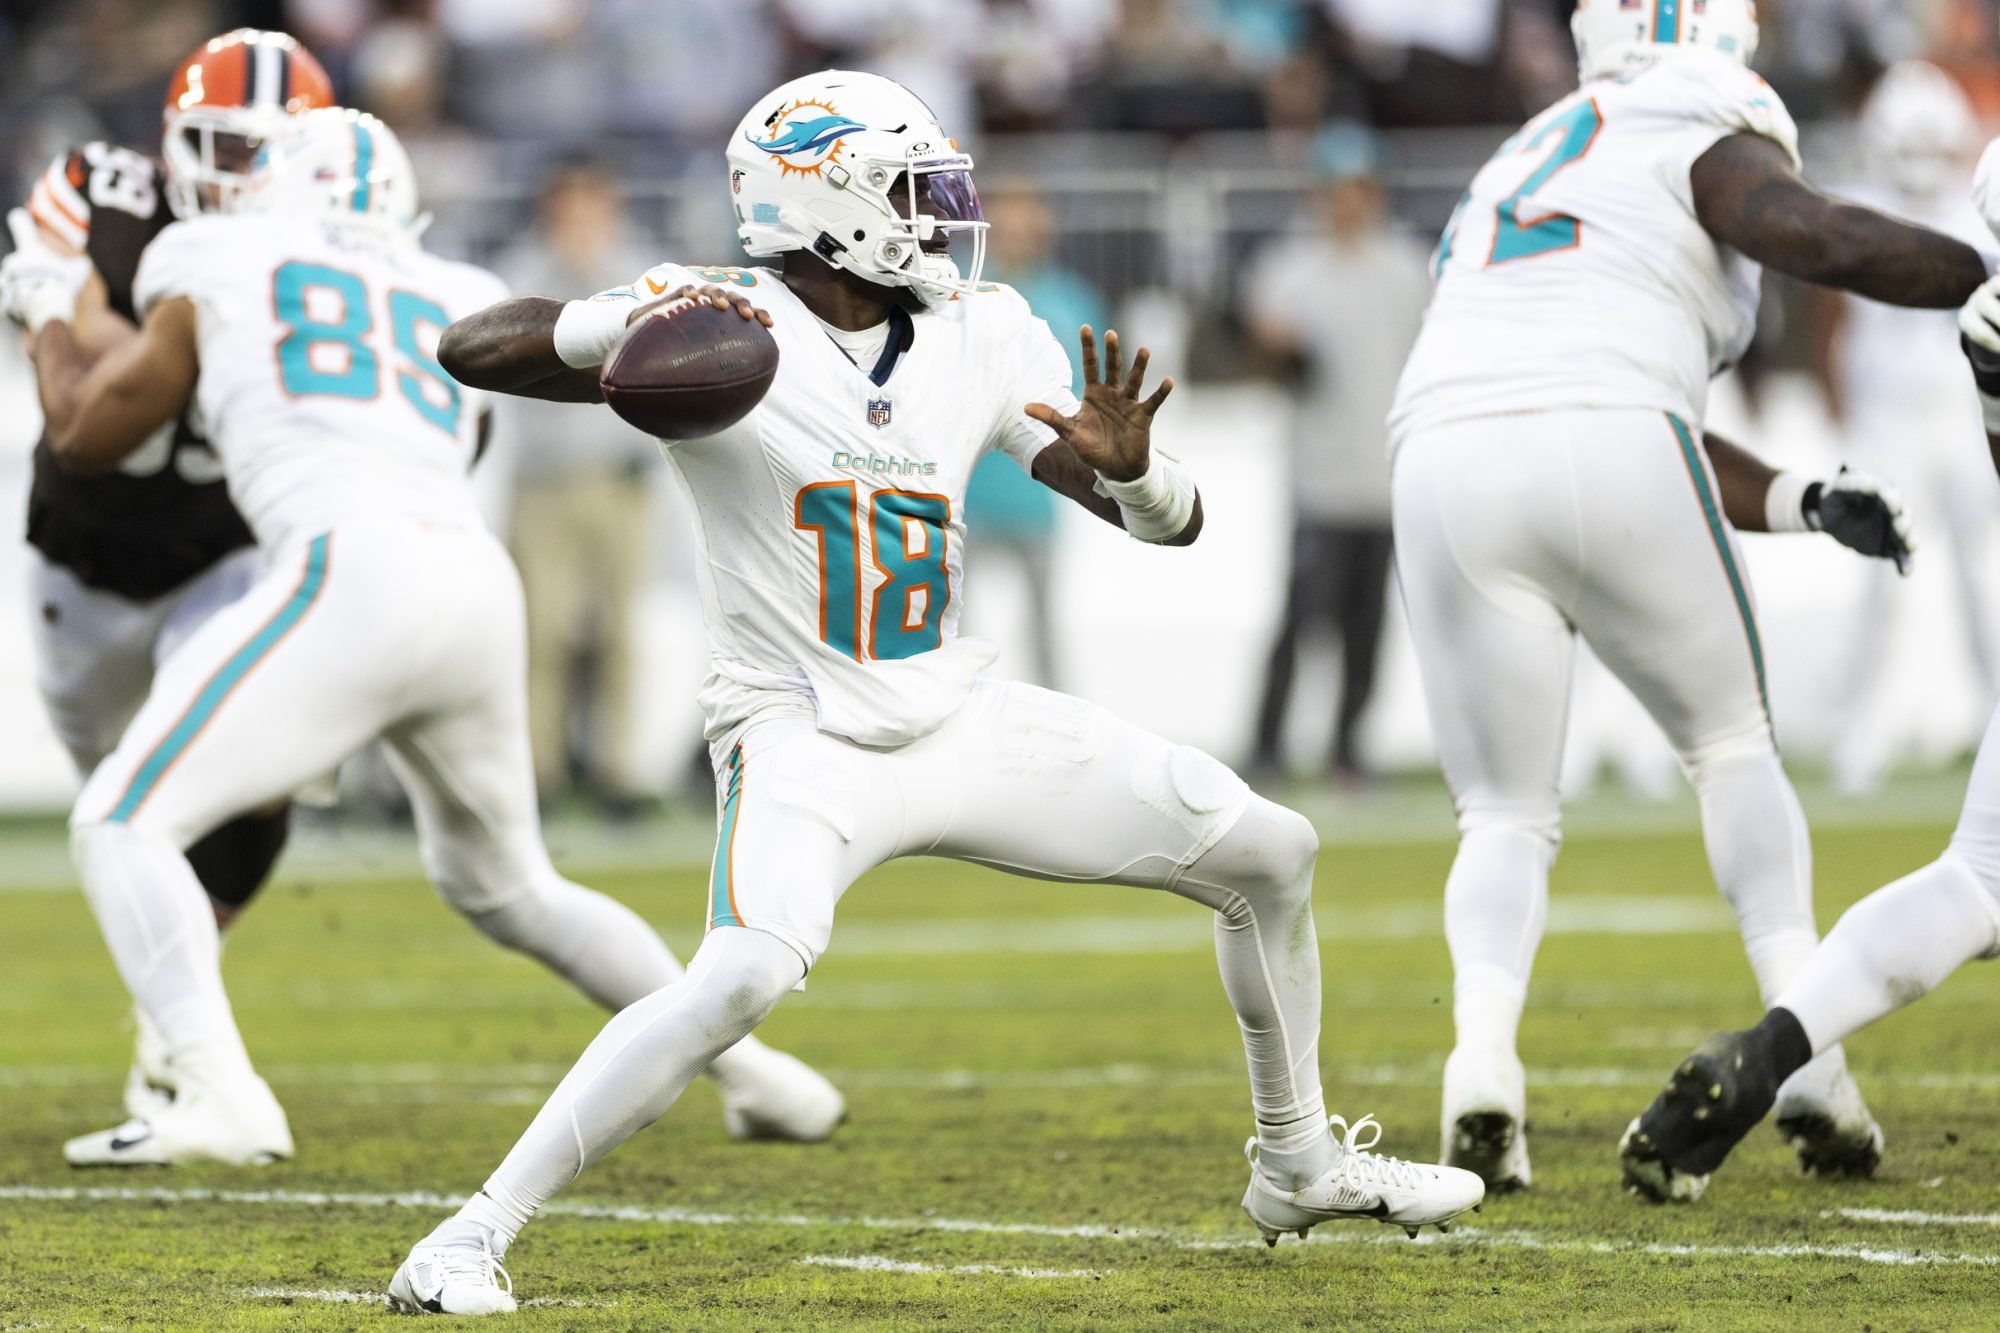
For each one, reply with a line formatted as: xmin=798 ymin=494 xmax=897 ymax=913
xmin=1666 ymin=415 xmax=1771 ymax=726
xmin=108 ymin=535 xmax=332 ymax=824
xmin=709 ymin=746 xmax=745 ymax=928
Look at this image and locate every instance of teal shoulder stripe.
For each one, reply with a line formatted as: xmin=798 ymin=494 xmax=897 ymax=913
xmin=352 ymin=122 xmax=374 ymax=213
xmin=709 ymin=747 xmax=745 ymax=929
xmin=1666 ymin=415 xmax=1771 ymax=726
xmin=1653 ymin=0 xmax=1681 ymax=42
xmin=109 ymin=536 xmax=332 ymax=824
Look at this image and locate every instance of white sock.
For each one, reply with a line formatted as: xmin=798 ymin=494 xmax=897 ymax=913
xmin=1777 ymin=854 xmax=2000 ymax=1055
xmin=443 ymin=927 xmax=804 ymax=1250
xmin=72 ymin=822 xmax=258 ymax=1081
xmin=1175 ymin=797 xmax=1331 ymax=1189
xmin=1443 ymin=827 xmax=1552 ymax=1057
xmin=1688 ymin=748 xmax=1819 ymax=1004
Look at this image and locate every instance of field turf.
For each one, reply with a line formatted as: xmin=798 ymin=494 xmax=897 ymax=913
xmin=5 ymin=816 xmax=2000 ymax=1330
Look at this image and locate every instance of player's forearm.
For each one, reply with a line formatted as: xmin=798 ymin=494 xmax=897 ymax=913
xmin=439 ymin=297 xmax=605 ymax=403
xmin=1693 ymin=134 xmax=1989 ymax=309
xmin=1701 ymin=431 xmax=1779 ymax=532
xmin=1030 ymin=443 xmax=1204 ymax=546
xmin=28 ymin=319 xmax=95 ymax=444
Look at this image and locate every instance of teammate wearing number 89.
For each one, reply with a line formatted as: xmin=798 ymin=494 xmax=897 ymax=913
xmin=384 ymin=69 xmax=1483 ymax=1315
xmin=22 ymin=107 xmax=844 ymax=1168
xmin=1390 ymin=0 xmax=1995 ymax=1195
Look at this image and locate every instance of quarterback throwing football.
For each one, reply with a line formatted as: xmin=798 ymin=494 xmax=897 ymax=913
xmin=386 ymin=71 xmax=1484 ymax=1315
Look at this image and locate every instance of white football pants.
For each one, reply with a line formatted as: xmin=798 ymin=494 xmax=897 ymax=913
xmin=439 ymin=679 xmax=1335 ymax=1250
xmin=1394 ymin=409 xmax=1842 ymax=1090
xmin=68 ymin=518 xmax=727 ymax=1085
xmin=29 ymin=546 xmax=261 ymax=776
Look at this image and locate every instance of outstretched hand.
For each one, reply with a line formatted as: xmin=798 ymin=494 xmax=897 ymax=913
xmin=1024 ymin=326 xmax=1174 ymax=482
xmin=1813 ymin=468 xmax=1915 ymax=576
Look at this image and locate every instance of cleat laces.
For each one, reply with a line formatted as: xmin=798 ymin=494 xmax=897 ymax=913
xmin=429 ymin=1235 xmax=512 ymax=1305
xmin=1327 ymin=1113 xmax=1428 ymax=1193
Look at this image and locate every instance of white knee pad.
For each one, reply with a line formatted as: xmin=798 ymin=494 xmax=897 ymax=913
xmin=689 ymin=927 xmax=806 ymax=1039
xmin=1455 ymin=801 xmax=1562 ymax=852
xmin=1185 ymin=794 xmax=1318 ymax=921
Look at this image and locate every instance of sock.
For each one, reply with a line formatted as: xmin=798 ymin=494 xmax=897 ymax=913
xmin=1773 ymin=854 xmax=2000 ymax=1055
xmin=1443 ymin=827 xmax=1553 ymax=1056
xmin=1688 ymin=747 xmax=1819 ymax=1004
xmin=1750 ymin=1007 xmax=1813 ymax=1088
xmin=1175 ymin=797 xmax=1331 ymax=1189
xmin=73 ymin=822 xmax=257 ymax=1081
xmin=448 ymin=927 xmax=804 ymax=1249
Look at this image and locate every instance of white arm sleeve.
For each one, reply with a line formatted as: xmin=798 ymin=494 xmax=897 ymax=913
xmin=552 ymin=261 xmax=694 ymax=369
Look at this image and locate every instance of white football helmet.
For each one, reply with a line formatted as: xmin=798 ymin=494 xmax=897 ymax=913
xmin=234 ymin=107 xmax=421 ymax=237
xmin=1861 ymin=61 xmax=1975 ymax=204
xmin=726 ymin=70 xmax=987 ymax=302
xmin=1571 ymin=0 xmax=1761 ymax=83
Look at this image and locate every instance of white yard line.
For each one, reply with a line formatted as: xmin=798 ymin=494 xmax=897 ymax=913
xmin=7 ymin=1185 xmax=1998 ymax=1269
xmin=8 ymin=1058 xmax=2000 ymax=1097
xmin=243 ymin=1287 xmax=594 ymax=1309
xmin=798 ymin=1255 xmax=1104 ymax=1279
xmin=1826 ymin=1208 xmax=2000 ymax=1228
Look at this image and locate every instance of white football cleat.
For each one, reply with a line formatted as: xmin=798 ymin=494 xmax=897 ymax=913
xmin=1440 ymin=1044 xmax=1532 ymax=1192
xmin=711 ymin=1042 xmax=846 ymax=1143
xmin=389 ymin=1228 xmax=517 ymax=1317
xmin=122 ymin=1007 xmax=178 ymax=1122
xmin=1242 ymin=1112 xmax=1486 ymax=1244
xmin=65 ymin=1070 xmax=292 ymax=1168
xmin=1773 ymin=1056 xmax=1884 ymax=1180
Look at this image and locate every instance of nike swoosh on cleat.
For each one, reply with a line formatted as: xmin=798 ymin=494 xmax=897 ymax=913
xmin=106 ymin=1132 xmax=153 ymax=1152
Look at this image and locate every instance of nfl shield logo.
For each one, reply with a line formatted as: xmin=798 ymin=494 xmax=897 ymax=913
xmin=867 ymin=398 xmax=893 ymax=429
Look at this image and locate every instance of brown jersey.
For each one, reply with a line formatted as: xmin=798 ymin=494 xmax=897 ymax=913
xmin=24 ymin=144 xmax=255 ymax=601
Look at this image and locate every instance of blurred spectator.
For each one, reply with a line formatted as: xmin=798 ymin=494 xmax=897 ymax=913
xmin=1076 ymin=0 xmax=1266 ymax=132
xmin=977 ymin=0 xmax=1116 ymax=130
xmin=965 ymin=186 xmax=1108 ymax=688
xmin=497 ymin=162 xmax=662 ymax=809
xmin=779 ymin=0 xmax=985 ymax=141
xmin=1325 ymin=0 xmax=1514 ymax=125
xmin=1807 ymin=62 xmax=1999 ymax=791
xmin=1243 ymin=124 xmax=1430 ymax=783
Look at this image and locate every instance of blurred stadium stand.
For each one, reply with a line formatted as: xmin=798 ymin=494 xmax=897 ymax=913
xmin=1 ymin=0 xmax=1997 ymax=810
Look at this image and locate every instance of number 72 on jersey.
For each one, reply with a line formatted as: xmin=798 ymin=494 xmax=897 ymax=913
xmin=1438 ymin=99 xmax=1604 ymax=271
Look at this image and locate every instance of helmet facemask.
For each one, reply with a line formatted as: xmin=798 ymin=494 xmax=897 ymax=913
xmin=803 ymin=145 xmax=988 ymax=302
xmin=164 ymin=106 xmax=287 ymax=218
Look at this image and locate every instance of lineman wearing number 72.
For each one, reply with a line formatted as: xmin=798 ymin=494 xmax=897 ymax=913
xmin=1390 ymin=0 xmax=1990 ymax=1196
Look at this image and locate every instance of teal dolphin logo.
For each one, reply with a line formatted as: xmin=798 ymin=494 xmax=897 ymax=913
xmin=749 ymin=114 xmax=865 ymax=156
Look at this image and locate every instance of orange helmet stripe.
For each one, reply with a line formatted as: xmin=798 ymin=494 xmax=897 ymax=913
xmin=165 ymin=30 xmax=331 ymax=117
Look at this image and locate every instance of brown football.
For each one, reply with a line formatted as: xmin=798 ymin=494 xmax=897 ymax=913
xmin=599 ymin=299 xmax=779 ymax=440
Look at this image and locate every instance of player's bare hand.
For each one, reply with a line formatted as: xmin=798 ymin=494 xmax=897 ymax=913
xmin=629 ymin=283 xmax=773 ymax=329
xmin=1023 ymin=326 xmax=1174 ymax=483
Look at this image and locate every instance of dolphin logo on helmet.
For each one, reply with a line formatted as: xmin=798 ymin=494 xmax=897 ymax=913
xmin=746 ymin=100 xmax=868 ymax=179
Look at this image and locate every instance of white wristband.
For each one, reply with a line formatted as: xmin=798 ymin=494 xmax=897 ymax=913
xmin=1097 ymin=453 xmax=1196 ymax=543
xmin=553 ymin=295 xmax=638 ymax=370
xmin=1763 ymin=469 xmax=1815 ymax=534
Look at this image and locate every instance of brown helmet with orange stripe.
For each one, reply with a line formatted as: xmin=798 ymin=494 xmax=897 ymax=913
xmin=162 ymin=28 xmax=335 ymax=218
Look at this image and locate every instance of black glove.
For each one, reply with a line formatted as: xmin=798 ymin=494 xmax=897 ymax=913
xmin=1806 ymin=468 xmax=1914 ymax=575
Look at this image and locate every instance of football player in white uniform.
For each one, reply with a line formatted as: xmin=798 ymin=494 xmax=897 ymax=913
xmin=384 ymin=70 xmax=1484 ymax=1316
xmin=1389 ymin=0 xmax=1989 ymax=1193
xmin=7 ymin=27 xmax=335 ymax=1126
xmin=8 ymin=108 xmax=843 ymax=1167
xmin=1810 ymin=62 xmax=1999 ymax=793
xmin=1624 ymin=154 xmax=2000 ymax=1198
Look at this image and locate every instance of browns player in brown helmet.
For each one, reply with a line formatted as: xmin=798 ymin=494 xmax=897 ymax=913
xmin=10 ymin=28 xmax=332 ymax=1127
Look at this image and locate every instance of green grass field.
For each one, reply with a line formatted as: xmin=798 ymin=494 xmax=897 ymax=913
xmin=6 ymin=816 xmax=2000 ymax=1330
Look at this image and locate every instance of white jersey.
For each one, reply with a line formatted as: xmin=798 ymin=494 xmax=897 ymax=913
xmin=134 ymin=215 xmax=508 ymax=550
xmin=1390 ymin=50 xmax=1800 ymax=447
xmin=590 ymin=264 xmax=1079 ymax=749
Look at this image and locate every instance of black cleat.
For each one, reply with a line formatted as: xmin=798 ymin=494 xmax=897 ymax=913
xmin=1619 ymin=1028 xmax=1785 ymax=1204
